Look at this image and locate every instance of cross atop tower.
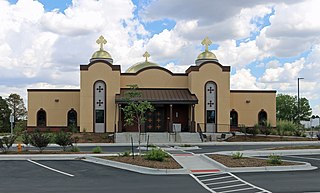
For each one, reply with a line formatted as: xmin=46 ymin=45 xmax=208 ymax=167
xmin=96 ymin=35 xmax=107 ymax=51
xmin=201 ymin=37 xmax=212 ymax=52
xmin=143 ymin=51 xmax=150 ymax=62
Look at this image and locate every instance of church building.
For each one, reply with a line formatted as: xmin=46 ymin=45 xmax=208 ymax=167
xmin=27 ymin=36 xmax=276 ymax=135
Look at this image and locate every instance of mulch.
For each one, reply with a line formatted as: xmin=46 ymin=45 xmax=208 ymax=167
xmin=208 ymin=154 xmax=300 ymax=167
xmin=100 ymin=155 xmax=182 ymax=169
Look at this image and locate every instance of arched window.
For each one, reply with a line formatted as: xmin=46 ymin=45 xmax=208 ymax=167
xmin=205 ymin=81 xmax=217 ymax=132
xmin=258 ymin=110 xmax=267 ymax=126
xmin=230 ymin=110 xmax=238 ymax=127
xmin=37 ymin=108 xmax=46 ymax=127
xmin=67 ymin=109 xmax=77 ymax=127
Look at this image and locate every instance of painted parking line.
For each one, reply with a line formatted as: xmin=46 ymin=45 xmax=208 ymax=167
xmin=191 ymin=172 xmax=271 ymax=193
xmin=27 ymin=159 xmax=74 ymax=177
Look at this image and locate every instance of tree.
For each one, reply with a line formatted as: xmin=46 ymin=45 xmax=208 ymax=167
xmin=276 ymin=94 xmax=312 ymax=123
xmin=0 ymin=96 xmax=11 ymax=132
xmin=6 ymin=93 xmax=27 ymax=126
xmin=121 ymin=85 xmax=154 ymax=154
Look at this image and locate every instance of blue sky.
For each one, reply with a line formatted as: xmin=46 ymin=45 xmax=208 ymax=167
xmin=1 ymin=0 xmax=320 ymax=116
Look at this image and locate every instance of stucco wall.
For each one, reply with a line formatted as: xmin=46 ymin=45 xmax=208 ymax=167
xmin=230 ymin=91 xmax=276 ymax=127
xmin=27 ymin=90 xmax=80 ymax=127
xmin=80 ymin=62 xmax=120 ymax=132
xmin=188 ymin=63 xmax=231 ymax=132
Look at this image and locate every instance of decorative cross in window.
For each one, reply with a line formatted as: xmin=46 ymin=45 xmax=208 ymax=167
xmin=156 ymin=125 xmax=161 ymax=129
xmin=96 ymin=86 xmax=104 ymax=92
xmin=207 ymin=87 xmax=214 ymax=94
xmin=147 ymin=125 xmax=152 ymax=129
xmin=207 ymin=100 xmax=214 ymax=107
xmin=96 ymin=100 xmax=103 ymax=106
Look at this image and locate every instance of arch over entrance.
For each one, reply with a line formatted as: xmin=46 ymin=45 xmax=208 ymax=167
xmin=37 ymin=108 xmax=46 ymax=127
xmin=67 ymin=109 xmax=77 ymax=127
xmin=258 ymin=110 xmax=267 ymax=126
xmin=230 ymin=110 xmax=238 ymax=127
xmin=205 ymin=81 xmax=217 ymax=132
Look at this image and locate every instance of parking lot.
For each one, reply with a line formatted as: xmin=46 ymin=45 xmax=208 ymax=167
xmin=0 ymin=160 xmax=208 ymax=193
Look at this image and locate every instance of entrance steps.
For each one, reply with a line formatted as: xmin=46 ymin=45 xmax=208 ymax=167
xmin=115 ymin=132 xmax=202 ymax=143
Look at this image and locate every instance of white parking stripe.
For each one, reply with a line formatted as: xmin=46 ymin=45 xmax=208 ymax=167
xmin=190 ymin=174 xmax=216 ymax=193
xmin=219 ymin=187 xmax=254 ymax=193
xmin=197 ymin=173 xmax=224 ymax=178
xmin=228 ymin=173 xmax=271 ymax=193
xmin=213 ymin=183 xmax=246 ymax=190
xmin=202 ymin=176 xmax=232 ymax=182
xmin=27 ymin=159 xmax=74 ymax=177
xmin=206 ymin=180 xmax=240 ymax=186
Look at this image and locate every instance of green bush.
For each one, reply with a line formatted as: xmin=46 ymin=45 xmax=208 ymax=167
xmin=0 ymin=135 xmax=17 ymax=152
xmin=22 ymin=131 xmax=31 ymax=150
xmin=30 ymin=130 xmax=51 ymax=152
xmin=246 ymin=125 xmax=259 ymax=136
xmin=277 ymin=120 xmax=298 ymax=136
xmin=118 ymin=151 xmax=131 ymax=157
xmin=267 ymin=154 xmax=282 ymax=165
xmin=231 ymin=152 xmax=243 ymax=159
xmin=92 ymin=146 xmax=102 ymax=153
xmin=144 ymin=148 xmax=168 ymax=162
xmin=69 ymin=146 xmax=80 ymax=152
xmin=55 ymin=131 xmax=73 ymax=151
xmin=260 ymin=122 xmax=272 ymax=136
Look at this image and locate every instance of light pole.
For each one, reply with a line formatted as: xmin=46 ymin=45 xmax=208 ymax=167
xmin=297 ymin=77 xmax=304 ymax=128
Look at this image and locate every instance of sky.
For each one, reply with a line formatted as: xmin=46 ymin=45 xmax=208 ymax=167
xmin=1 ymin=0 xmax=320 ymax=115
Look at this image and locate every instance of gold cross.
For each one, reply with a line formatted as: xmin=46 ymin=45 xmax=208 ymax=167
xmin=96 ymin=35 xmax=107 ymax=51
xmin=143 ymin=51 xmax=150 ymax=62
xmin=201 ymin=37 xmax=212 ymax=52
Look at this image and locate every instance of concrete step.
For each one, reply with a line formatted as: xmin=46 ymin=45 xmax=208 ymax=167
xmin=115 ymin=132 xmax=202 ymax=143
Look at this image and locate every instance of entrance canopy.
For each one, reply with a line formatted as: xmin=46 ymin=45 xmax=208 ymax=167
xmin=115 ymin=88 xmax=198 ymax=104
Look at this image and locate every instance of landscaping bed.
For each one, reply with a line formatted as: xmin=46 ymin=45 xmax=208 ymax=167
xmin=100 ymin=155 xmax=182 ymax=169
xmin=226 ymin=135 xmax=316 ymax=142
xmin=208 ymin=154 xmax=300 ymax=167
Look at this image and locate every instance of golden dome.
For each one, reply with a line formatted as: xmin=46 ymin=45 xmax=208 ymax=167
xmin=90 ymin=35 xmax=113 ymax=62
xmin=195 ymin=37 xmax=218 ymax=65
xmin=126 ymin=51 xmax=159 ymax=73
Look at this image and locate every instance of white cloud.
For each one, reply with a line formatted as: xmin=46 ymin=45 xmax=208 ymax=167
xmin=230 ymin=69 xmax=263 ymax=90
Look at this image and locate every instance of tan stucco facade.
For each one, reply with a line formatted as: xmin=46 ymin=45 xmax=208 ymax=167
xmin=27 ymin=37 xmax=276 ymax=133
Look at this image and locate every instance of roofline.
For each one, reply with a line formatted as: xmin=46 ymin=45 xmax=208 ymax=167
xmin=27 ymin=89 xmax=80 ymax=92
xmin=185 ymin=61 xmax=230 ymax=73
xmin=121 ymin=66 xmax=187 ymax=76
xmin=80 ymin=59 xmax=121 ymax=71
xmin=230 ymin=90 xmax=277 ymax=93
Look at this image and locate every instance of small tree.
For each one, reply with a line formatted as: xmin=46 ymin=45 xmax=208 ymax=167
xmin=122 ymin=85 xmax=154 ymax=154
xmin=22 ymin=131 xmax=31 ymax=151
xmin=30 ymin=130 xmax=51 ymax=152
xmin=54 ymin=131 xmax=73 ymax=151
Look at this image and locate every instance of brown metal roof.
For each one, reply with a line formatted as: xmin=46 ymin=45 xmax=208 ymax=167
xmin=115 ymin=88 xmax=198 ymax=104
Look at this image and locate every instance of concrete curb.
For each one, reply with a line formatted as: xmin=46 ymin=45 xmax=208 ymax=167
xmin=0 ymin=153 xmax=118 ymax=160
xmin=200 ymin=154 xmax=317 ymax=173
xmin=84 ymin=156 xmax=189 ymax=175
xmin=210 ymin=149 xmax=320 ymax=157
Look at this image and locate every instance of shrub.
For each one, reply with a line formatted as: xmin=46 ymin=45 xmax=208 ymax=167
xmin=55 ymin=131 xmax=73 ymax=151
xmin=69 ymin=146 xmax=80 ymax=152
xmin=30 ymin=130 xmax=51 ymax=152
xmin=260 ymin=122 xmax=272 ymax=136
xmin=22 ymin=131 xmax=31 ymax=150
xmin=0 ymin=135 xmax=17 ymax=152
xmin=144 ymin=148 xmax=168 ymax=162
xmin=239 ymin=124 xmax=247 ymax=135
xmin=118 ymin=151 xmax=131 ymax=157
xmin=92 ymin=146 xmax=102 ymax=153
xmin=247 ymin=125 xmax=259 ymax=136
xmin=267 ymin=154 xmax=282 ymax=165
xmin=231 ymin=152 xmax=243 ymax=159
xmin=277 ymin=120 xmax=298 ymax=136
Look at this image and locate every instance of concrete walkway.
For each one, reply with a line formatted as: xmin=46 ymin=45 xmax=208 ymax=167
xmin=166 ymin=148 xmax=222 ymax=173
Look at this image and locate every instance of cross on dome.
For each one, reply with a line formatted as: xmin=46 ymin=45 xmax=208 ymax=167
xmin=201 ymin=37 xmax=212 ymax=52
xmin=96 ymin=35 xmax=107 ymax=51
xmin=143 ymin=51 xmax=150 ymax=62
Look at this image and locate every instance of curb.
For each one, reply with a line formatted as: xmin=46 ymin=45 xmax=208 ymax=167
xmin=211 ymin=149 xmax=320 ymax=157
xmin=0 ymin=153 xmax=118 ymax=160
xmin=200 ymin=154 xmax=317 ymax=173
xmin=84 ymin=156 xmax=189 ymax=175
